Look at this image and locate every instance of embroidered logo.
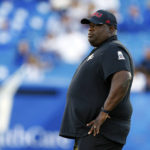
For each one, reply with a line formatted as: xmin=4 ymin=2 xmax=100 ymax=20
xmin=118 ymin=51 xmax=125 ymax=60
xmin=87 ymin=54 xmax=94 ymax=61
xmin=92 ymin=12 xmax=103 ymax=18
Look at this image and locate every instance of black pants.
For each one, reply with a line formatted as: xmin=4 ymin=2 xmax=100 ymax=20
xmin=74 ymin=134 xmax=124 ymax=150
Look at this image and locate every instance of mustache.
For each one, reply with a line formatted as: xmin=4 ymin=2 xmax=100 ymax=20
xmin=88 ymin=32 xmax=94 ymax=37
xmin=88 ymin=31 xmax=94 ymax=36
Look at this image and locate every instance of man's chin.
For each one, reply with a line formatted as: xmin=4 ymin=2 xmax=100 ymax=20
xmin=89 ymin=40 xmax=97 ymax=47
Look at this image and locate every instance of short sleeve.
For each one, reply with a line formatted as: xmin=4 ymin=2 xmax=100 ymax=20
xmin=102 ymin=46 xmax=131 ymax=80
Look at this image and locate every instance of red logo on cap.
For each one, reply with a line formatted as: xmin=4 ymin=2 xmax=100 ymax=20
xmin=106 ymin=20 xmax=110 ymax=24
xmin=92 ymin=12 xmax=103 ymax=18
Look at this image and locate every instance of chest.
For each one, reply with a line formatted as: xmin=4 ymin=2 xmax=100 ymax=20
xmin=74 ymin=52 xmax=103 ymax=80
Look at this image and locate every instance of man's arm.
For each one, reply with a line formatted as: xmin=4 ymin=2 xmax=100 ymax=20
xmin=87 ymin=70 xmax=132 ymax=136
xmin=103 ymin=70 xmax=132 ymax=111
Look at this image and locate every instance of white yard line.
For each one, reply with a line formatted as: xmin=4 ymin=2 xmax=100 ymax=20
xmin=0 ymin=66 xmax=25 ymax=133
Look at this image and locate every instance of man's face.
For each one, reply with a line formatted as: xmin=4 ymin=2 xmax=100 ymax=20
xmin=88 ymin=23 xmax=111 ymax=47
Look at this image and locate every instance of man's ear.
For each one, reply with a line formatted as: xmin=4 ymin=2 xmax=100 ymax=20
xmin=109 ymin=25 xmax=115 ymax=33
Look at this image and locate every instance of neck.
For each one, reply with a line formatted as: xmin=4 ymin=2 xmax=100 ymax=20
xmin=96 ymin=35 xmax=117 ymax=48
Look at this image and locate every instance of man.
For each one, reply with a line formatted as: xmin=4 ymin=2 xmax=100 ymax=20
xmin=59 ymin=10 xmax=134 ymax=150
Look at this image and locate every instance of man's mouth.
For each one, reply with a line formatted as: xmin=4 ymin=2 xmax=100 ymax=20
xmin=88 ymin=34 xmax=93 ymax=38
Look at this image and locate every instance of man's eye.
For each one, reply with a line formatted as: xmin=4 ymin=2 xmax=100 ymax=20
xmin=96 ymin=24 xmax=103 ymax=27
xmin=89 ymin=25 xmax=94 ymax=28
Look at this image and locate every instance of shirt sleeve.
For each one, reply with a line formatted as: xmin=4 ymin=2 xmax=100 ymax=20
xmin=102 ymin=46 xmax=131 ymax=81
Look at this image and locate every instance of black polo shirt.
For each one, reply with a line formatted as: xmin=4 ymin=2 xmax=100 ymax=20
xmin=59 ymin=36 xmax=134 ymax=144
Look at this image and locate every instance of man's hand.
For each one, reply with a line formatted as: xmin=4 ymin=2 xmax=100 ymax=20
xmin=86 ymin=112 xmax=110 ymax=136
xmin=86 ymin=71 xmax=131 ymax=136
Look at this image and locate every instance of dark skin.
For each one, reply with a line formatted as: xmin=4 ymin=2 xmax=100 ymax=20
xmin=88 ymin=23 xmax=114 ymax=47
xmin=87 ymin=23 xmax=132 ymax=136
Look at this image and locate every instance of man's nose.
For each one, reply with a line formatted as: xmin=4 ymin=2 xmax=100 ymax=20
xmin=89 ymin=27 xmax=94 ymax=31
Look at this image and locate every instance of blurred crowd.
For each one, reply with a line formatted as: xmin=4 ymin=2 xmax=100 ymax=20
xmin=12 ymin=0 xmax=150 ymax=64
xmin=0 ymin=0 xmax=150 ymax=91
xmin=132 ymin=46 xmax=150 ymax=92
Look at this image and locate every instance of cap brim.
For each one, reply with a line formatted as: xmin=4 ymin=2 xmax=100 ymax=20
xmin=81 ymin=18 xmax=91 ymax=24
xmin=81 ymin=18 xmax=103 ymax=25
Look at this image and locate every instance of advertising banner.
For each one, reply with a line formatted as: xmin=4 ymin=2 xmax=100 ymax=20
xmin=1 ymin=87 xmax=150 ymax=150
xmin=0 ymin=87 xmax=74 ymax=150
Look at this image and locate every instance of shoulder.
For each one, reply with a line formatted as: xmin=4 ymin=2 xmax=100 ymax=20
xmin=103 ymin=41 xmax=129 ymax=57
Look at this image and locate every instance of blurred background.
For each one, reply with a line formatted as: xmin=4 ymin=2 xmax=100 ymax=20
xmin=0 ymin=0 xmax=150 ymax=149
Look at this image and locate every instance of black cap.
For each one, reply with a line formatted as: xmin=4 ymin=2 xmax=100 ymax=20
xmin=81 ymin=10 xmax=117 ymax=28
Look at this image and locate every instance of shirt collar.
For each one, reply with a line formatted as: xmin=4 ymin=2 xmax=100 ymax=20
xmin=97 ymin=35 xmax=118 ymax=48
xmin=90 ymin=35 xmax=117 ymax=54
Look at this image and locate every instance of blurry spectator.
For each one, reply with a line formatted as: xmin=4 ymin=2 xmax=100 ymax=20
xmin=66 ymin=1 xmax=89 ymax=31
xmin=15 ymin=40 xmax=46 ymax=68
xmin=56 ymin=28 xmax=88 ymax=64
xmin=140 ymin=47 xmax=150 ymax=72
xmin=143 ymin=0 xmax=150 ymax=30
xmin=0 ymin=18 xmax=9 ymax=31
xmin=87 ymin=2 xmax=96 ymax=16
xmin=50 ymin=0 xmax=71 ymax=11
xmin=15 ymin=40 xmax=31 ymax=67
xmin=39 ymin=33 xmax=60 ymax=66
xmin=0 ymin=18 xmax=11 ymax=44
xmin=120 ymin=5 xmax=144 ymax=32
xmin=145 ymin=72 xmax=150 ymax=91
xmin=60 ymin=13 xmax=73 ymax=33
xmin=131 ymin=68 xmax=146 ymax=92
xmin=40 ymin=33 xmax=58 ymax=53
xmin=47 ymin=13 xmax=72 ymax=35
xmin=14 ymin=40 xmax=49 ymax=82
xmin=139 ymin=47 xmax=150 ymax=91
xmin=46 ymin=11 xmax=62 ymax=35
xmin=67 ymin=1 xmax=88 ymax=21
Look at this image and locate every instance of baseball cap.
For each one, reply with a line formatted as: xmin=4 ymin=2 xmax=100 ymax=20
xmin=81 ymin=10 xmax=117 ymax=28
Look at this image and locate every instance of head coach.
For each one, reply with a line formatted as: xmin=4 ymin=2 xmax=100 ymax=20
xmin=59 ymin=10 xmax=134 ymax=150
